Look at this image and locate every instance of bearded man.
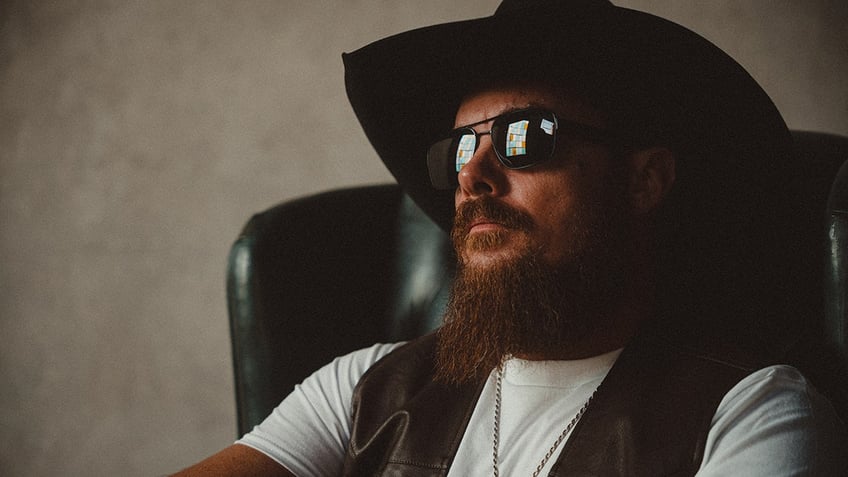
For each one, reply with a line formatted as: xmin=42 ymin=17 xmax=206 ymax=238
xmin=174 ymin=1 xmax=846 ymax=475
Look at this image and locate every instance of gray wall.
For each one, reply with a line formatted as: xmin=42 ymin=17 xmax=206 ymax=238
xmin=1 ymin=1 xmax=845 ymax=475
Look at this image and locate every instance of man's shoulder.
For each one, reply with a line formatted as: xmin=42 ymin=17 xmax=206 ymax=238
xmin=353 ymin=333 xmax=441 ymax=396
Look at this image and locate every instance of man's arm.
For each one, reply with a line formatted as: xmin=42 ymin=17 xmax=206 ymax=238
xmin=170 ymin=444 xmax=294 ymax=477
xmin=171 ymin=342 xmax=402 ymax=476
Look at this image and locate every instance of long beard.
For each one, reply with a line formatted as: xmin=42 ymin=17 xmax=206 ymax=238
xmin=435 ymin=190 xmax=633 ymax=385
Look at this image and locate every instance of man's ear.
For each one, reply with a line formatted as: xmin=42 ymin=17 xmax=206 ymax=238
xmin=627 ymin=147 xmax=676 ymax=214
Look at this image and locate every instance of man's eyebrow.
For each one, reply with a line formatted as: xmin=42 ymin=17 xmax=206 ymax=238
xmin=454 ymin=104 xmax=540 ymax=130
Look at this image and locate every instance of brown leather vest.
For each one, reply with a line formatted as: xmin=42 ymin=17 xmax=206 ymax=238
xmin=342 ymin=333 xmax=755 ymax=476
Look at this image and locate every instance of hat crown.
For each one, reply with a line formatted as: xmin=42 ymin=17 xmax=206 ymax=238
xmin=494 ymin=0 xmax=612 ymax=15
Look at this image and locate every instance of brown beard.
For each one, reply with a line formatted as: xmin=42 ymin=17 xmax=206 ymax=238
xmin=435 ymin=185 xmax=633 ymax=385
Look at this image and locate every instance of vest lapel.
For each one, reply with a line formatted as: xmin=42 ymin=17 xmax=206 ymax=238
xmin=344 ymin=334 xmax=487 ymax=476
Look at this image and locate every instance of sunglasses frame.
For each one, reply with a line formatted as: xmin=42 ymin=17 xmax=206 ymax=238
xmin=426 ymin=107 xmax=620 ymax=190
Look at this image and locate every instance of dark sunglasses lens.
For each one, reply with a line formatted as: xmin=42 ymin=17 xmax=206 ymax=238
xmin=492 ymin=110 xmax=557 ymax=168
xmin=426 ymin=110 xmax=557 ymax=189
xmin=427 ymin=129 xmax=476 ymax=190
xmin=454 ymin=132 xmax=477 ymax=172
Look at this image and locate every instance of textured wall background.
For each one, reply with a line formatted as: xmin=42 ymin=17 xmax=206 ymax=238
xmin=0 ymin=1 xmax=845 ymax=475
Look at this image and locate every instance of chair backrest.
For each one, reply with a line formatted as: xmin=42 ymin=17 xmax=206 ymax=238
xmin=227 ymin=131 xmax=848 ymax=435
xmin=788 ymin=130 xmax=848 ymax=420
xmin=227 ymin=184 xmax=452 ymax=435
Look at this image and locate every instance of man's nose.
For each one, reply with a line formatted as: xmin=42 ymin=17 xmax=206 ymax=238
xmin=456 ymin=137 xmax=507 ymax=199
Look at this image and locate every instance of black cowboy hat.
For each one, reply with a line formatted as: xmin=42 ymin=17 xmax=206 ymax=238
xmin=343 ymin=0 xmax=810 ymax=355
xmin=343 ymin=0 xmax=794 ymax=232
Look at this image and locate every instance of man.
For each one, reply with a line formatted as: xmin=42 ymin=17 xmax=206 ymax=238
xmin=176 ymin=0 xmax=846 ymax=475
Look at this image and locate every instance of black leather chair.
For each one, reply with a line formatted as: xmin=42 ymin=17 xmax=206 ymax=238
xmin=227 ymin=185 xmax=452 ymax=436
xmin=227 ymin=131 xmax=848 ymax=436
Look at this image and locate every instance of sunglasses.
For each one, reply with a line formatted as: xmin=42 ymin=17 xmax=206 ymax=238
xmin=426 ymin=107 xmax=619 ymax=190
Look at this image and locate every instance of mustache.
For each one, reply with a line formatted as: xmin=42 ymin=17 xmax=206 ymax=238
xmin=452 ymin=197 xmax=535 ymax=239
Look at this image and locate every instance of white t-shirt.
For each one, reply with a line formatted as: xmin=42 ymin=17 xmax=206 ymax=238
xmin=238 ymin=342 xmax=847 ymax=476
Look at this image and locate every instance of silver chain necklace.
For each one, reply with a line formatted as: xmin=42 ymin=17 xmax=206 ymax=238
xmin=492 ymin=361 xmax=597 ymax=477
